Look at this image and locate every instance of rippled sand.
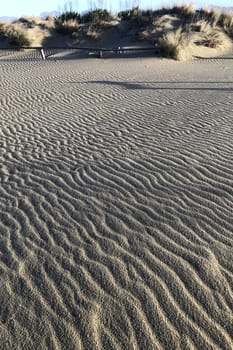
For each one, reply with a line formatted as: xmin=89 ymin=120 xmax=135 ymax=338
xmin=0 ymin=51 xmax=233 ymax=350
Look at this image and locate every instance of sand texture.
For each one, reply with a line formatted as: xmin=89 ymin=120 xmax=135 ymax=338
xmin=0 ymin=51 xmax=233 ymax=350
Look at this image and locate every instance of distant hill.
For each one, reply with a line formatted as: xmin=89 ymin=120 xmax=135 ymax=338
xmin=210 ymin=6 xmax=233 ymax=11
xmin=0 ymin=11 xmax=59 ymax=22
xmin=0 ymin=16 xmax=17 ymax=22
xmin=40 ymin=11 xmax=59 ymax=18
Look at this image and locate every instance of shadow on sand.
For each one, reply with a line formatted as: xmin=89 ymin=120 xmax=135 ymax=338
xmin=83 ymin=80 xmax=233 ymax=92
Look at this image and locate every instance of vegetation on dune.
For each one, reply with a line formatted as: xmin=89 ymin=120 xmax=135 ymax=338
xmin=0 ymin=23 xmax=32 ymax=46
xmin=7 ymin=28 xmax=32 ymax=46
xmin=118 ymin=6 xmax=141 ymax=21
xmin=53 ymin=8 xmax=113 ymax=37
xmin=81 ymin=9 xmax=113 ymax=23
xmin=218 ymin=12 xmax=233 ymax=38
xmin=55 ymin=11 xmax=80 ymax=34
xmin=0 ymin=3 xmax=233 ymax=59
xmin=159 ymin=27 xmax=189 ymax=60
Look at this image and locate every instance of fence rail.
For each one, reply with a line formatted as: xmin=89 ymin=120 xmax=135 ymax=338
xmin=0 ymin=45 xmax=159 ymax=59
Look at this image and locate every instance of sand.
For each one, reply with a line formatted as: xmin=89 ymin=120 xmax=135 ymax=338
xmin=0 ymin=50 xmax=233 ymax=350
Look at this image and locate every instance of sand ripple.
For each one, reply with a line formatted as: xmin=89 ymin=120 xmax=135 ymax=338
xmin=0 ymin=53 xmax=233 ymax=349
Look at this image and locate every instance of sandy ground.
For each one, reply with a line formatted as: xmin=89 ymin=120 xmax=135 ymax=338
xmin=0 ymin=50 xmax=233 ymax=350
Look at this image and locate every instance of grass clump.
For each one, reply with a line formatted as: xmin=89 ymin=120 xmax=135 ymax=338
xmin=86 ymin=25 xmax=102 ymax=40
xmin=196 ymin=27 xmax=228 ymax=48
xmin=0 ymin=22 xmax=8 ymax=38
xmin=6 ymin=27 xmax=32 ymax=46
xmin=81 ymin=9 xmax=112 ymax=23
xmin=13 ymin=17 xmax=37 ymax=28
xmin=138 ymin=30 xmax=151 ymax=41
xmin=217 ymin=12 xmax=233 ymax=38
xmin=55 ymin=11 xmax=80 ymax=34
xmin=159 ymin=27 xmax=189 ymax=60
xmin=57 ymin=11 xmax=80 ymax=23
xmin=204 ymin=31 xmax=225 ymax=48
xmin=55 ymin=18 xmax=79 ymax=35
xmin=169 ymin=4 xmax=196 ymax=18
xmin=118 ymin=7 xmax=141 ymax=21
xmin=54 ymin=8 xmax=112 ymax=36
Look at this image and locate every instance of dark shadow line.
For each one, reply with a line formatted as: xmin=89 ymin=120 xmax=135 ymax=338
xmin=194 ymin=55 xmax=233 ymax=60
xmin=71 ymin=80 xmax=233 ymax=85
xmin=78 ymin=80 xmax=233 ymax=92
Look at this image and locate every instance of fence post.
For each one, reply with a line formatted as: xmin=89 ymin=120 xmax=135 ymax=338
xmin=40 ymin=48 xmax=46 ymax=60
xmin=117 ymin=46 xmax=122 ymax=54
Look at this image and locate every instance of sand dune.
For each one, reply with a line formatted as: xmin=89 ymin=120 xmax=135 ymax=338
xmin=0 ymin=50 xmax=233 ymax=349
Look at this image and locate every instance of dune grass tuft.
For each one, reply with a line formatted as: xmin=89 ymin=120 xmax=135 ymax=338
xmin=81 ymin=9 xmax=112 ymax=23
xmin=159 ymin=27 xmax=189 ymax=60
xmin=6 ymin=27 xmax=32 ymax=46
xmin=55 ymin=11 xmax=80 ymax=34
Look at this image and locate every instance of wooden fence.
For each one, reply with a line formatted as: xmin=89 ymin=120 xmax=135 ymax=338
xmin=0 ymin=45 xmax=159 ymax=59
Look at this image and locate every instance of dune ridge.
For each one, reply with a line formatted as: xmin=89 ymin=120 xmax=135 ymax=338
xmin=0 ymin=51 xmax=233 ymax=349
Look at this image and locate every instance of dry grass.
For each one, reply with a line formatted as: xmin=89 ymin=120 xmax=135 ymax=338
xmin=219 ymin=12 xmax=233 ymax=28
xmin=190 ymin=20 xmax=211 ymax=33
xmin=138 ymin=30 xmax=151 ymax=41
xmin=86 ymin=25 xmax=102 ymax=40
xmin=203 ymin=30 xmax=225 ymax=48
xmin=209 ymin=9 xmax=222 ymax=27
xmin=81 ymin=9 xmax=113 ymax=23
xmin=0 ymin=16 xmax=56 ymax=47
xmin=0 ymin=22 xmax=9 ymax=37
xmin=159 ymin=27 xmax=190 ymax=60
xmin=195 ymin=26 xmax=230 ymax=48
xmin=55 ymin=18 xmax=79 ymax=35
xmin=218 ymin=12 xmax=233 ymax=38
xmin=7 ymin=28 xmax=32 ymax=46
xmin=118 ymin=7 xmax=141 ymax=21
xmin=0 ymin=23 xmax=33 ymax=46
xmin=170 ymin=3 xmax=196 ymax=17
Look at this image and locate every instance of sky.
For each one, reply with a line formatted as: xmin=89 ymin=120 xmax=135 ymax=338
xmin=1 ymin=0 xmax=232 ymax=18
